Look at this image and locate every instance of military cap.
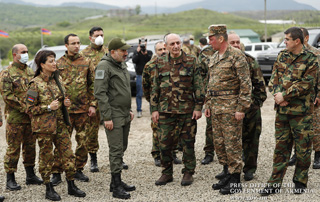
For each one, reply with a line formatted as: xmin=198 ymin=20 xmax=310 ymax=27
xmin=208 ymin=24 xmax=227 ymax=36
xmin=189 ymin=35 xmax=195 ymax=40
xmin=108 ymin=37 xmax=131 ymax=50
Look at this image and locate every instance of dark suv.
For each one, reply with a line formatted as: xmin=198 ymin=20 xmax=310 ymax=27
xmin=257 ymin=28 xmax=320 ymax=82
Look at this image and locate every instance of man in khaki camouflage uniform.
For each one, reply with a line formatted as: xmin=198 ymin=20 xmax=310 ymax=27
xmin=260 ymin=27 xmax=319 ymax=196
xmin=228 ymin=32 xmax=267 ymax=181
xmin=51 ymin=34 xmax=97 ymax=185
xmin=80 ymin=26 xmax=108 ymax=173
xmin=0 ymin=44 xmax=43 ymax=191
xmin=204 ymin=25 xmax=252 ymax=195
xmin=151 ymin=33 xmax=204 ymax=187
xmin=189 ymin=35 xmax=201 ymax=58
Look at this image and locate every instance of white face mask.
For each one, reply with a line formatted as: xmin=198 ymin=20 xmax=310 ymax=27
xmin=94 ymin=36 xmax=104 ymax=46
xmin=190 ymin=40 xmax=194 ymax=45
xmin=19 ymin=53 xmax=29 ymax=64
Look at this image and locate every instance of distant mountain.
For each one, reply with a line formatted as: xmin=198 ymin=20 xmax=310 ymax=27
xmin=60 ymin=2 xmax=119 ymax=10
xmin=141 ymin=0 xmax=316 ymax=14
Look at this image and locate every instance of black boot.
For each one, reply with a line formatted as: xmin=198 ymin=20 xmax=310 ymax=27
xmin=51 ymin=173 xmax=62 ymax=186
xmin=0 ymin=196 xmax=5 ymax=202
xmin=288 ymin=153 xmax=296 ymax=166
xmin=67 ymin=180 xmax=86 ymax=197
xmin=110 ymin=179 xmax=136 ymax=192
xmin=122 ymin=162 xmax=129 ymax=170
xmin=112 ymin=173 xmax=130 ymax=199
xmin=215 ymin=165 xmax=229 ymax=180
xmin=6 ymin=173 xmax=21 ymax=191
xmin=45 ymin=182 xmax=61 ymax=201
xmin=89 ymin=153 xmax=99 ymax=172
xmin=220 ymin=173 xmax=242 ymax=195
xmin=74 ymin=170 xmax=89 ymax=182
xmin=313 ymin=151 xmax=320 ymax=169
xmin=25 ymin=166 xmax=43 ymax=185
xmin=212 ymin=174 xmax=231 ymax=190
xmin=201 ymin=154 xmax=213 ymax=165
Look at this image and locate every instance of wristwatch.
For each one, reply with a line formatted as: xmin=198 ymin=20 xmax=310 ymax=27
xmin=47 ymin=105 xmax=51 ymax=112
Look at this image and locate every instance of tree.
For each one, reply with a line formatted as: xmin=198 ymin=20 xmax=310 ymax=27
xmin=135 ymin=5 xmax=141 ymax=15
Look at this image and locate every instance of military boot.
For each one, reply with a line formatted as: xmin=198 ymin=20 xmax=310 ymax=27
xmin=212 ymin=173 xmax=231 ymax=190
xmin=67 ymin=180 xmax=86 ymax=197
xmin=288 ymin=153 xmax=296 ymax=166
xmin=0 ymin=196 xmax=4 ymax=202
xmin=74 ymin=170 xmax=89 ymax=182
xmin=155 ymin=174 xmax=173 ymax=186
xmin=110 ymin=179 xmax=135 ymax=192
xmin=25 ymin=166 xmax=43 ymax=185
xmin=219 ymin=173 xmax=242 ymax=195
xmin=201 ymin=154 xmax=213 ymax=165
xmin=313 ymin=151 xmax=320 ymax=169
xmin=6 ymin=173 xmax=21 ymax=191
xmin=181 ymin=172 xmax=193 ymax=186
xmin=215 ymin=165 xmax=229 ymax=180
xmin=111 ymin=173 xmax=130 ymax=199
xmin=122 ymin=162 xmax=129 ymax=170
xmin=51 ymin=173 xmax=62 ymax=186
xmin=45 ymin=182 xmax=61 ymax=201
xmin=89 ymin=153 xmax=99 ymax=172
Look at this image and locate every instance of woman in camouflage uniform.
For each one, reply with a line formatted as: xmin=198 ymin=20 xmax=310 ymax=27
xmin=26 ymin=50 xmax=86 ymax=201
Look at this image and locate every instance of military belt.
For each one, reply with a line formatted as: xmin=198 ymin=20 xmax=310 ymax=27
xmin=208 ymin=89 xmax=239 ymax=96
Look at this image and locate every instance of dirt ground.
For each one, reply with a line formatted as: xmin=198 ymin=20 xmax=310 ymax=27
xmin=0 ymin=91 xmax=320 ymax=202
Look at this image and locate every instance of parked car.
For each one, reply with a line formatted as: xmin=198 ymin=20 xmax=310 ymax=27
xmin=244 ymin=42 xmax=278 ymax=58
xmin=28 ymin=45 xmax=137 ymax=95
xmin=257 ymin=28 xmax=320 ymax=82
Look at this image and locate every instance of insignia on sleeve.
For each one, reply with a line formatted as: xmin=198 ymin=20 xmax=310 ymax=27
xmin=95 ymin=70 xmax=105 ymax=80
xmin=26 ymin=90 xmax=38 ymax=104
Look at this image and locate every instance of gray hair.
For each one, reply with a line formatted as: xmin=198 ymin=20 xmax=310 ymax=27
xmin=164 ymin=33 xmax=182 ymax=44
xmin=154 ymin=40 xmax=165 ymax=52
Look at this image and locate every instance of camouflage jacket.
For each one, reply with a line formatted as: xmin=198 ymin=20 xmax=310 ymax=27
xmin=142 ymin=55 xmax=158 ymax=102
xmin=94 ymin=55 xmax=131 ymax=121
xmin=57 ymin=52 xmax=96 ymax=113
xmin=190 ymin=44 xmax=201 ymax=58
xmin=205 ymin=45 xmax=252 ymax=114
xmin=0 ymin=106 xmax=2 ymax=122
xmin=268 ymin=48 xmax=319 ymax=115
xmin=150 ymin=51 xmax=205 ymax=114
xmin=26 ymin=72 xmax=65 ymax=133
xmin=80 ymin=43 xmax=108 ymax=68
xmin=198 ymin=45 xmax=216 ymax=90
xmin=245 ymin=53 xmax=267 ymax=108
xmin=0 ymin=62 xmax=33 ymax=123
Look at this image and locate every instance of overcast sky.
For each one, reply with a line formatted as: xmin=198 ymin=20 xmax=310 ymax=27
xmin=21 ymin=0 xmax=320 ymax=10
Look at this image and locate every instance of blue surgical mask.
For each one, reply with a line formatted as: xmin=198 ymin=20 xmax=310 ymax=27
xmin=190 ymin=40 xmax=194 ymax=45
xmin=19 ymin=53 xmax=29 ymax=64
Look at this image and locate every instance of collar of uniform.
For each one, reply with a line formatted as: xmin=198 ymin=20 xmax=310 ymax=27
xmin=168 ymin=51 xmax=187 ymax=64
xmin=90 ymin=43 xmax=103 ymax=51
xmin=12 ymin=61 xmax=27 ymax=70
xmin=39 ymin=71 xmax=54 ymax=82
xmin=64 ymin=51 xmax=80 ymax=61
xmin=108 ymin=55 xmax=126 ymax=69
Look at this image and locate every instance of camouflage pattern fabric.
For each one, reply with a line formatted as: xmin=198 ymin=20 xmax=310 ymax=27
xmin=267 ymin=47 xmax=318 ymax=186
xmin=190 ymin=44 xmax=201 ymax=58
xmin=242 ymin=53 xmax=267 ymax=174
xmin=158 ymin=113 xmax=197 ymax=175
xmin=80 ymin=43 xmax=108 ymax=153
xmin=205 ymin=45 xmax=252 ymax=174
xmin=4 ymin=123 xmax=35 ymax=173
xmin=267 ymin=113 xmax=313 ymax=186
xmin=182 ymin=45 xmax=192 ymax=56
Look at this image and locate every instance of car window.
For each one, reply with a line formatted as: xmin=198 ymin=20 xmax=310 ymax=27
xmin=255 ymin=45 xmax=262 ymax=51
xmin=245 ymin=45 xmax=252 ymax=51
xmin=263 ymin=45 xmax=270 ymax=50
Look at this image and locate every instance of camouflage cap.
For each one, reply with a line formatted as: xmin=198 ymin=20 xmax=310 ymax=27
xmin=208 ymin=24 xmax=227 ymax=36
xmin=108 ymin=37 xmax=131 ymax=50
xmin=189 ymin=35 xmax=195 ymax=40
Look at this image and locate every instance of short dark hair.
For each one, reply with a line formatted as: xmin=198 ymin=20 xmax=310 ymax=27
xmin=300 ymin=27 xmax=309 ymax=38
xmin=89 ymin=27 xmax=103 ymax=36
xmin=199 ymin=37 xmax=207 ymax=45
xmin=34 ymin=50 xmax=56 ymax=77
xmin=284 ymin=27 xmax=303 ymax=44
xmin=64 ymin=33 xmax=78 ymax=44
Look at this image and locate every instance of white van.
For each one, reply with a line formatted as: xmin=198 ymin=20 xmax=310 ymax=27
xmin=244 ymin=42 xmax=278 ymax=58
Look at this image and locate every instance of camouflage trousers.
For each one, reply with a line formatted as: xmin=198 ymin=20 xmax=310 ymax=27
xmin=4 ymin=123 xmax=36 ymax=173
xmin=158 ymin=113 xmax=197 ymax=175
xmin=37 ymin=118 xmax=76 ymax=184
xmin=105 ymin=115 xmax=131 ymax=174
xmin=242 ymin=106 xmax=262 ymax=174
xmin=211 ymin=113 xmax=243 ymax=174
xmin=203 ymin=116 xmax=214 ymax=157
xmin=52 ymin=113 xmax=89 ymax=173
xmin=87 ymin=110 xmax=100 ymax=153
xmin=267 ymin=113 xmax=313 ymax=186
xmin=313 ymin=106 xmax=320 ymax=151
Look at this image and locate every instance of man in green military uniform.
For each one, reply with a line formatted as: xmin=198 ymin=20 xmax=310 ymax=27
xmin=204 ymin=25 xmax=252 ymax=195
xmin=51 ymin=34 xmax=97 ymax=185
xmin=198 ymin=40 xmax=216 ymax=165
xmin=228 ymin=32 xmax=267 ymax=181
xmin=80 ymin=26 xmax=108 ymax=173
xmin=260 ymin=27 xmax=318 ymax=195
xmin=0 ymin=44 xmax=43 ymax=191
xmin=151 ymin=33 xmax=205 ymax=187
xmin=94 ymin=38 xmax=135 ymax=200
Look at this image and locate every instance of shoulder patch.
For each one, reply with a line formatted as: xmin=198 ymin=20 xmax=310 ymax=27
xmin=26 ymin=89 xmax=38 ymax=104
xmin=95 ymin=70 xmax=105 ymax=80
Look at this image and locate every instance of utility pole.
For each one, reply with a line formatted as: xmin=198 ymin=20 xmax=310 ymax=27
xmin=264 ymin=0 xmax=267 ymax=42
